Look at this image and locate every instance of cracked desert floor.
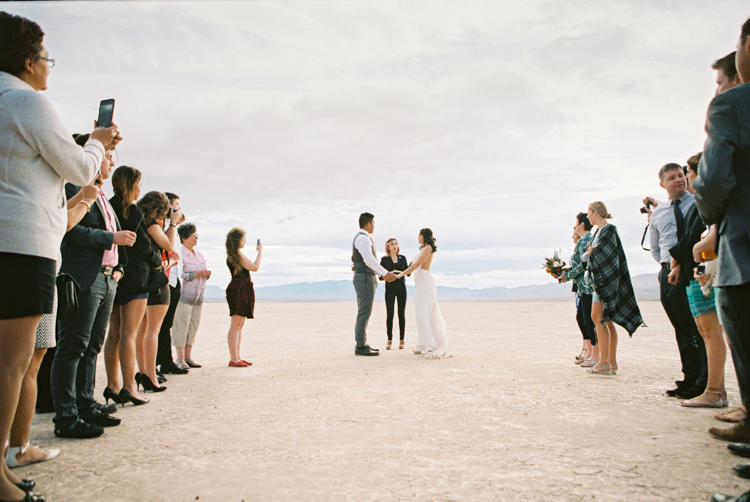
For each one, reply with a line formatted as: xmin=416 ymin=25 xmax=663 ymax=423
xmin=22 ymin=301 xmax=750 ymax=501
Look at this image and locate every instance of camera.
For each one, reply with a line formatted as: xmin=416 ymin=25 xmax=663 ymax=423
xmin=640 ymin=200 xmax=653 ymax=214
xmin=696 ymin=264 xmax=706 ymax=275
xmin=167 ymin=207 xmax=174 ymax=218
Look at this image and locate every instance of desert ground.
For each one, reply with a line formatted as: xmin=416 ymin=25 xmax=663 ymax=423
xmin=19 ymin=300 xmax=750 ymax=501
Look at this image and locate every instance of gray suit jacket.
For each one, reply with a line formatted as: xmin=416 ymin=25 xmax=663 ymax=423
xmin=693 ymin=82 xmax=750 ymax=287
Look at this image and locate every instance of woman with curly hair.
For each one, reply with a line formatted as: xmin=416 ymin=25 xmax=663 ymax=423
xmin=225 ymin=228 xmax=262 ymax=367
xmin=134 ymin=191 xmax=182 ymax=389
xmin=585 ymin=201 xmax=644 ymax=375
xmin=396 ymin=229 xmax=451 ymax=359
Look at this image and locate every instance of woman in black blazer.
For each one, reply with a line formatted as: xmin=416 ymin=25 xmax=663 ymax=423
xmin=380 ymin=238 xmax=408 ymax=349
xmin=104 ymin=166 xmax=165 ymax=406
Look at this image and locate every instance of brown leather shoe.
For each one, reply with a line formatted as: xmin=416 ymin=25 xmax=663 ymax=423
xmin=709 ymin=422 xmax=750 ymax=443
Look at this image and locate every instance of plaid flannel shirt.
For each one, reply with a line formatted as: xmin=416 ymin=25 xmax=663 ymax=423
xmin=589 ymin=224 xmax=644 ymax=336
xmin=563 ymin=232 xmax=593 ymax=295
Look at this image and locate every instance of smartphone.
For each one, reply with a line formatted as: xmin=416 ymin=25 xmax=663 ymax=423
xmin=257 ymin=239 xmax=261 ymax=246
xmin=97 ymin=99 xmax=115 ymax=128
xmin=696 ymin=264 xmax=706 ymax=275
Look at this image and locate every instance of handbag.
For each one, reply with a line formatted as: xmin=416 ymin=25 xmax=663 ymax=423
xmin=56 ymin=272 xmax=81 ymax=320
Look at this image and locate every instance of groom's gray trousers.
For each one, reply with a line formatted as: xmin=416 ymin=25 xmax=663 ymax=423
xmin=353 ymin=272 xmax=377 ymax=348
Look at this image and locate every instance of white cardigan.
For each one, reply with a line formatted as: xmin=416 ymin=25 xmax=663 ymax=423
xmin=0 ymin=72 xmax=104 ymax=260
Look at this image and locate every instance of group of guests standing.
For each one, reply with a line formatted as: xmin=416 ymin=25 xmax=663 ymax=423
xmin=561 ymin=204 xmax=644 ymax=376
xmin=0 ymin=12 xmax=262 ymax=502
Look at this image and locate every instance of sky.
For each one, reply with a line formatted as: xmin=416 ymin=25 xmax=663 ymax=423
xmin=5 ymin=1 xmax=749 ymax=290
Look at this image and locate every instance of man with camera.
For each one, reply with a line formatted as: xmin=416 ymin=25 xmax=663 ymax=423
xmin=647 ymin=163 xmax=707 ymax=399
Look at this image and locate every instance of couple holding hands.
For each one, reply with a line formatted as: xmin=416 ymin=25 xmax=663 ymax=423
xmin=351 ymin=213 xmax=451 ymax=359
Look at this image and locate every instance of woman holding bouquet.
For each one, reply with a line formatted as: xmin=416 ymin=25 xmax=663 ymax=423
xmin=585 ymin=202 xmax=643 ymax=375
xmin=560 ymin=213 xmax=598 ymax=367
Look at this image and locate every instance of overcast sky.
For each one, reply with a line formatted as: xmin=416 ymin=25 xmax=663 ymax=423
xmin=5 ymin=1 xmax=749 ymax=289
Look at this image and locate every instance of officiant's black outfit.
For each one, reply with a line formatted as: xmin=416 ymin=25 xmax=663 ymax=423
xmin=380 ymin=255 xmax=408 ymax=342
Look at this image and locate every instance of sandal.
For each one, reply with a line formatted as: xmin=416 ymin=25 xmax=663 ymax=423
xmin=580 ymin=359 xmax=598 ymax=368
xmin=715 ymin=406 xmax=745 ymax=423
xmin=682 ymin=390 xmax=727 ymax=408
xmin=588 ymin=364 xmax=612 ymax=375
xmin=575 ymin=348 xmax=588 ymax=362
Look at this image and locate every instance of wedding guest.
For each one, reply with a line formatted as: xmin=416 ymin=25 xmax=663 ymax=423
xmin=560 ymin=213 xmax=598 ymax=367
xmin=106 ymin=167 xmax=163 ymax=406
xmin=0 ymin=11 xmax=119 ymax=501
xmin=352 ymin=213 xmax=396 ymax=356
xmin=225 ymin=228 xmax=262 ymax=367
xmin=713 ymin=51 xmax=742 ymax=95
xmin=134 ymin=191 xmax=182 ymax=391
xmin=380 ymin=238 xmax=408 ymax=350
xmin=51 ymin=143 xmax=134 ymax=438
xmin=668 ymin=153 xmax=727 ymax=408
xmin=157 ymin=193 xmax=188 ymax=375
xmin=395 ymin=229 xmax=451 ymax=359
xmin=172 ymin=223 xmax=210 ymax=370
xmin=647 ymin=163 xmax=706 ymax=398
xmin=585 ymin=201 xmax=644 ymax=375
xmin=696 ymin=16 xmax=750 ymax=445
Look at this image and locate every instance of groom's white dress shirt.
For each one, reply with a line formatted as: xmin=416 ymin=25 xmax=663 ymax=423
xmin=354 ymin=230 xmax=388 ymax=276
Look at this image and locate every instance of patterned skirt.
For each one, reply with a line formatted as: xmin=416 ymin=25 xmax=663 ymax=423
xmin=226 ymin=276 xmax=255 ymax=318
xmin=688 ymin=279 xmax=716 ymax=318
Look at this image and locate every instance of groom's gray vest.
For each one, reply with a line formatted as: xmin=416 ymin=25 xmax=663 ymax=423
xmin=352 ymin=233 xmax=377 ymax=275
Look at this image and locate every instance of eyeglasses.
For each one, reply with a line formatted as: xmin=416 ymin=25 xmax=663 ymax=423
xmin=39 ymin=56 xmax=55 ymax=68
xmin=190 ymin=234 xmax=198 ymax=239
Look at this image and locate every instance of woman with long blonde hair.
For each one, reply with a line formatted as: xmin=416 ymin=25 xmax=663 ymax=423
xmin=585 ymin=201 xmax=644 ymax=375
xmin=225 ymin=228 xmax=262 ymax=367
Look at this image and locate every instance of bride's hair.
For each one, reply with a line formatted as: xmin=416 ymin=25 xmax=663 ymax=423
xmin=419 ymin=228 xmax=437 ymax=252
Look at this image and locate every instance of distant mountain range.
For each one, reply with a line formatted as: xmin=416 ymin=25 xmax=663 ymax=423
xmin=203 ymin=273 xmax=660 ymax=302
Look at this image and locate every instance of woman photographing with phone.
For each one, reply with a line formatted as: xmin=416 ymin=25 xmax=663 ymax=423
xmin=380 ymin=238 xmax=408 ymax=350
xmin=225 ymin=229 xmax=262 ymax=367
xmin=0 ymin=12 xmax=120 ymax=502
xmin=134 ymin=191 xmax=182 ymax=391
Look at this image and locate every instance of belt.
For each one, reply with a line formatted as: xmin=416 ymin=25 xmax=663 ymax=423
xmin=100 ymin=266 xmax=115 ymax=276
xmin=661 ymin=262 xmax=672 ymax=270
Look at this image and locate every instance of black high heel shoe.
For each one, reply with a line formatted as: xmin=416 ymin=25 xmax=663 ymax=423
xmin=14 ymin=479 xmax=34 ymax=492
xmin=140 ymin=374 xmax=167 ymax=393
xmin=118 ymin=388 xmax=150 ymax=406
xmin=134 ymin=372 xmax=142 ymax=391
xmin=103 ymin=387 xmax=125 ymax=405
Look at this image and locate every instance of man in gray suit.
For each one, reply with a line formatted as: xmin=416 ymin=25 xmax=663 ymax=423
xmin=352 ymin=213 xmax=395 ymax=356
xmin=695 ymin=17 xmax=750 ymax=445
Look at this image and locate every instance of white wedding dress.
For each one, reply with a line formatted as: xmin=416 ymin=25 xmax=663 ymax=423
xmin=412 ymin=255 xmax=452 ymax=359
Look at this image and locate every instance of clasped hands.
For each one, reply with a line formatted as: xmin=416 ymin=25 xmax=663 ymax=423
xmin=381 ymin=271 xmax=407 ymax=282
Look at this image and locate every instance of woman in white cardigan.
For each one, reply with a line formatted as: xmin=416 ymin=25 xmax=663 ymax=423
xmin=0 ymin=12 xmax=120 ymax=502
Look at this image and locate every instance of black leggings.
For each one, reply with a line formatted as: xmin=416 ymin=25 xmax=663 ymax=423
xmin=576 ymin=293 xmax=597 ymax=345
xmin=385 ymin=282 xmax=407 ymax=341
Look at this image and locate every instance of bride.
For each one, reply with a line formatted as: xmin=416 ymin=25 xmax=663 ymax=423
xmin=395 ymin=229 xmax=452 ymax=359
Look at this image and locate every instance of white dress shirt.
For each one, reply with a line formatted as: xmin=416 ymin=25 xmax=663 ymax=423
xmin=354 ymin=230 xmax=388 ymax=276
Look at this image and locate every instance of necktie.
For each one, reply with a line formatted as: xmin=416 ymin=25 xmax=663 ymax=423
xmin=673 ymin=199 xmax=684 ymax=240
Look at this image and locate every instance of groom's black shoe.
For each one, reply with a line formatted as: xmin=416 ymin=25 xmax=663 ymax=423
xmin=355 ymin=346 xmax=380 ymax=356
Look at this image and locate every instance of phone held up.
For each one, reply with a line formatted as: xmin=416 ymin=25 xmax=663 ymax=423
xmin=97 ymin=99 xmax=115 ymax=128
xmin=257 ymin=239 xmax=261 ymax=246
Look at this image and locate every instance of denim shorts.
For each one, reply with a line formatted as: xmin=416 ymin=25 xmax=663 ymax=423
xmin=115 ymin=292 xmax=149 ymax=306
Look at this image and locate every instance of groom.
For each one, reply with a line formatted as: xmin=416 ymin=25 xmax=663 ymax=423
xmin=352 ymin=213 xmax=395 ymax=356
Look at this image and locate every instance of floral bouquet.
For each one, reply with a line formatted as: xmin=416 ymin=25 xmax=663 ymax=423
xmin=542 ymin=250 xmax=566 ymax=280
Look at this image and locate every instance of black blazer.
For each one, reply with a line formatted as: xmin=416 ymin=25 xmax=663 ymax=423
xmin=380 ymin=254 xmax=408 ymax=288
xmin=694 ymin=82 xmax=750 ymax=287
xmin=669 ymin=204 xmax=706 ymax=285
xmin=61 ymin=183 xmax=128 ymax=291
xmin=109 ymin=195 xmax=164 ymax=296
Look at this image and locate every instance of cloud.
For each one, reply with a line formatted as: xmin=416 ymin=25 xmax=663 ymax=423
xmin=4 ymin=0 xmax=746 ymax=290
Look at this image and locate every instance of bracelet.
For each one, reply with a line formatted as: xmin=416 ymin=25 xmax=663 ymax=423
xmin=78 ymin=201 xmax=91 ymax=212
xmin=169 ymin=223 xmax=177 ymax=228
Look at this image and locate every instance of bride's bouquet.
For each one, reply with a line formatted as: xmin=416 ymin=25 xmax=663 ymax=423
xmin=542 ymin=250 xmax=566 ymax=280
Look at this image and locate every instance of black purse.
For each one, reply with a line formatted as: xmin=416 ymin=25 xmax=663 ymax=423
xmin=56 ymin=272 xmax=81 ymax=321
